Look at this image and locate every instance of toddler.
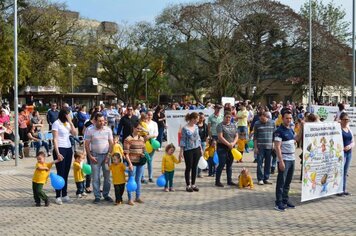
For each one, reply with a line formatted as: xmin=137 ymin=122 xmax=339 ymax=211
xmin=32 ymin=151 xmax=63 ymax=206
xmin=112 ymin=135 xmax=124 ymax=157
xmin=238 ymin=168 xmax=254 ymax=189
xmin=73 ymin=151 xmax=87 ymax=198
xmin=204 ymin=138 xmax=216 ymax=177
xmin=237 ymin=131 xmax=248 ymax=162
xmin=162 ymin=144 xmax=180 ymax=192
xmin=110 ymin=153 xmax=126 ymax=205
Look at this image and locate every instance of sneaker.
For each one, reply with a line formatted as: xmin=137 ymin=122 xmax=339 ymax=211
xmin=55 ymin=197 xmax=62 ymax=205
xmin=253 ymin=159 xmax=257 ymax=163
xmin=104 ymin=196 xmax=114 ymax=202
xmin=227 ymin=182 xmax=238 ymax=186
xmin=62 ymin=196 xmax=72 ymax=203
xmin=135 ymin=198 xmax=144 ymax=204
xmin=258 ymin=180 xmax=264 ymax=185
xmin=169 ymin=188 xmax=175 ymax=192
xmin=141 ymin=179 xmax=148 ymax=184
xmin=186 ymin=186 xmax=193 ymax=192
xmin=164 ymin=188 xmax=169 ymax=192
xmin=93 ymin=198 xmax=100 ymax=204
xmin=0 ymin=157 xmax=3 ymax=162
xmin=271 ymin=168 xmax=275 ymax=175
xmin=76 ymin=194 xmax=82 ymax=199
xmin=128 ymin=200 xmax=135 ymax=206
xmin=336 ymin=193 xmax=344 ymax=197
xmin=284 ymin=201 xmax=295 ymax=209
xmin=274 ymin=203 xmax=286 ymax=212
xmin=344 ymin=192 xmax=352 ymax=196
xmin=82 ymin=192 xmax=87 ymax=197
xmin=44 ymin=199 xmax=50 ymax=207
xmin=3 ymin=156 xmax=10 ymax=161
xmin=264 ymin=180 xmax=273 ymax=185
xmin=148 ymin=178 xmax=153 ymax=183
xmin=215 ymin=182 xmax=224 ymax=187
xmin=47 ymin=153 xmax=51 ymax=157
xmin=35 ymin=202 xmax=41 ymax=207
xmin=192 ymin=185 xmax=199 ymax=192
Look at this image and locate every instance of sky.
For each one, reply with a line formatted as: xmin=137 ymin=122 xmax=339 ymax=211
xmin=53 ymin=0 xmax=353 ymax=30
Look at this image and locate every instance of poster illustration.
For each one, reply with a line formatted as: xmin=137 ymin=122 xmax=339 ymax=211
xmin=301 ymin=122 xmax=344 ymax=202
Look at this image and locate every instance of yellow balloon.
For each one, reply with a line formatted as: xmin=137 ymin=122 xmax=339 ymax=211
xmin=145 ymin=141 xmax=153 ymax=153
xmin=231 ymin=149 xmax=242 ymax=161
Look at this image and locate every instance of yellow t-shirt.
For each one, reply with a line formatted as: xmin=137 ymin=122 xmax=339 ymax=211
xmin=237 ymin=139 xmax=247 ymax=152
xmin=139 ymin=121 xmax=149 ymax=137
xmin=110 ymin=163 xmax=126 ymax=185
xmin=237 ymin=110 xmax=248 ymax=127
xmin=32 ymin=162 xmax=53 ymax=184
xmin=238 ymin=174 xmax=254 ymax=189
xmin=112 ymin=143 xmax=124 ymax=156
xmin=275 ymin=114 xmax=283 ymax=127
xmin=162 ymin=154 xmax=180 ymax=172
xmin=73 ymin=161 xmax=85 ymax=182
xmin=204 ymin=146 xmax=215 ymax=160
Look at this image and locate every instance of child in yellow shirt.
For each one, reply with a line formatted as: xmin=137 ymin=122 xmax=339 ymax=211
xmin=32 ymin=151 xmax=63 ymax=207
xmin=237 ymin=131 xmax=248 ymax=163
xmin=73 ymin=151 xmax=87 ymax=198
xmin=204 ymin=139 xmax=216 ymax=177
xmin=109 ymin=153 xmax=126 ymax=205
xmin=162 ymin=144 xmax=180 ymax=192
xmin=112 ymin=136 xmax=124 ymax=157
xmin=238 ymin=168 xmax=254 ymax=189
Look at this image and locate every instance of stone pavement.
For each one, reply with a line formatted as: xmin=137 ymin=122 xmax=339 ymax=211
xmin=0 ymin=147 xmax=355 ymax=236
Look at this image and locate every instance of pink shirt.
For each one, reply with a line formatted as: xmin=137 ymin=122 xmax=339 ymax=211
xmin=0 ymin=115 xmax=9 ymax=125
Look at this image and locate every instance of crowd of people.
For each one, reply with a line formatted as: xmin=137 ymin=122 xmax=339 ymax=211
xmin=0 ymin=99 xmax=353 ymax=211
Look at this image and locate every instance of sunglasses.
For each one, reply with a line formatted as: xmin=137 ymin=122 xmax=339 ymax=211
xmin=342 ymin=119 xmax=350 ymax=121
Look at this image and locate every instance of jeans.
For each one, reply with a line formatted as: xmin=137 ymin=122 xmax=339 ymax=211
xmin=271 ymin=150 xmax=277 ymax=169
xmin=237 ymin=126 xmax=248 ymax=139
xmin=32 ymin=182 xmax=48 ymax=204
xmin=114 ymin=184 xmax=125 ymax=202
xmin=33 ymin=141 xmax=49 ymax=155
xmin=275 ymin=160 xmax=295 ymax=205
xmin=76 ymin=181 xmax=84 ymax=195
xmin=91 ymin=152 xmax=111 ymax=199
xmin=127 ymin=165 xmax=144 ymax=200
xmin=257 ymin=148 xmax=272 ymax=181
xmin=343 ymin=151 xmax=352 ymax=192
xmin=142 ymin=151 xmax=155 ymax=180
xmin=183 ymin=148 xmax=201 ymax=186
xmin=215 ymin=145 xmax=234 ymax=184
xmin=198 ymin=142 xmax=206 ymax=175
xmin=207 ymin=157 xmax=215 ymax=176
xmin=164 ymin=171 xmax=175 ymax=188
xmin=53 ymin=147 xmax=73 ymax=198
xmin=157 ymin=127 xmax=165 ymax=145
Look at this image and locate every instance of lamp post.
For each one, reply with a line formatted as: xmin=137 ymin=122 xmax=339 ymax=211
xmin=13 ymin=0 xmax=19 ymax=166
xmin=142 ymin=68 xmax=150 ymax=102
xmin=123 ymin=83 xmax=128 ymax=104
xmin=308 ymin=0 xmax=313 ymax=110
xmin=68 ymin=64 xmax=77 ymax=106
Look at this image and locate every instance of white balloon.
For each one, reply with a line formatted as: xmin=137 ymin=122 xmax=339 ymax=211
xmin=198 ymin=156 xmax=208 ymax=169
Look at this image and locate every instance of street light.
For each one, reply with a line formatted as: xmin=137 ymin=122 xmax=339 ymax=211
xmin=13 ymin=0 xmax=19 ymax=166
xmin=142 ymin=68 xmax=150 ymax=102
xmin=123 ymin=83 xmax=128 ymax=104
xmin=68 ymin=64 xmax=77 ymax=106
xmin=308 ymin=0 xmax=313 ymax=110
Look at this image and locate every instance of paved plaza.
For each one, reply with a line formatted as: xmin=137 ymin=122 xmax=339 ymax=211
xmin=0 ymin=147 xmax=355 ymax=236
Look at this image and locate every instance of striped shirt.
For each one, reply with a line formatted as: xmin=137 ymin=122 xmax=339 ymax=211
xmin=123 ymin=136 xmax=145 ymax=165
xmin=84 ymin=126 xmax=113 ymax=154
xmin=253 ymin=119 xmax=276 ymax=149
xmin=274 ymin=125 xmax=295 ymax=161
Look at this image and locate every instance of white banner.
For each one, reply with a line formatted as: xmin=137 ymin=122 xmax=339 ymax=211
xmin=166 ymin=109 xmax=214 ymax=148
xmin=301 ymin=122 xmax=344 ymax=202
xmin=221 ymin=97 xmax=235 ymax=106
xmin=312 ymin=105 xmax=356 ymax=133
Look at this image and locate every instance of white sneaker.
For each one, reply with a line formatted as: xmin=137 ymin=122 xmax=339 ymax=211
xmin=62 ymin=196 xmax=72 ymax=202
xmin=82 ymin=192 xmax=87 ymax=197
xmin=55 ymin=197 xmax=63 ymax=205
xmin=258 ymin=180 xmax=264 ymax=185
xmin=0 ymin=157 xmax=3 ymax=162
xmin=4 ymin=156 xmax=11 ymax=161
xmin=76 ymin=194 xmax=82 ymax=199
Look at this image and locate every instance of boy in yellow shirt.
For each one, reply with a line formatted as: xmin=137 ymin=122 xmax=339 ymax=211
xmin=238 ymin=168 xmax=254 ymax=189
xmin=112 ymin=135 xmax=124 ymax=157
xmin=109 ymin=153 xmax=126 ymax=205
xmin=162 ymin=144 xmax=180 ymax=192
xmin=32 ymin=151 xmax=63 ymax=207
xmin=204 ymin=139 xmax=216 ymax=177
xmin=237 ymin=131 xmax=248 ymax=163
xmin=73 ymin=151 xmax=87 ymax=198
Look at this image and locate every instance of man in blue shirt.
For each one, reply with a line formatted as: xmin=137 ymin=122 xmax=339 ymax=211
xmin=274 ymin=109 xmax=296 ymax=211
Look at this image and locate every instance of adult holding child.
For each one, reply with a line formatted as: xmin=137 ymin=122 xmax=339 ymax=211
xmin=179 ymin=112 xmax=202 ymax=192
xmin=215 ymin=111 xmax=239 ymax=187
xmin=52 ymin=109 xmax=77 ymax=205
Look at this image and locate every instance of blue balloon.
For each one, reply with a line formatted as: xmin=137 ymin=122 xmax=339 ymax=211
xmin=126 ymin=176 xmax=137 ymax=192
xmin=213 ymin=152 xmax=219 ymax=165
xmin=50 ymin=173 xmax=65 ymax=190
xmin=156 ymin=174 xmax=166 ymax=187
